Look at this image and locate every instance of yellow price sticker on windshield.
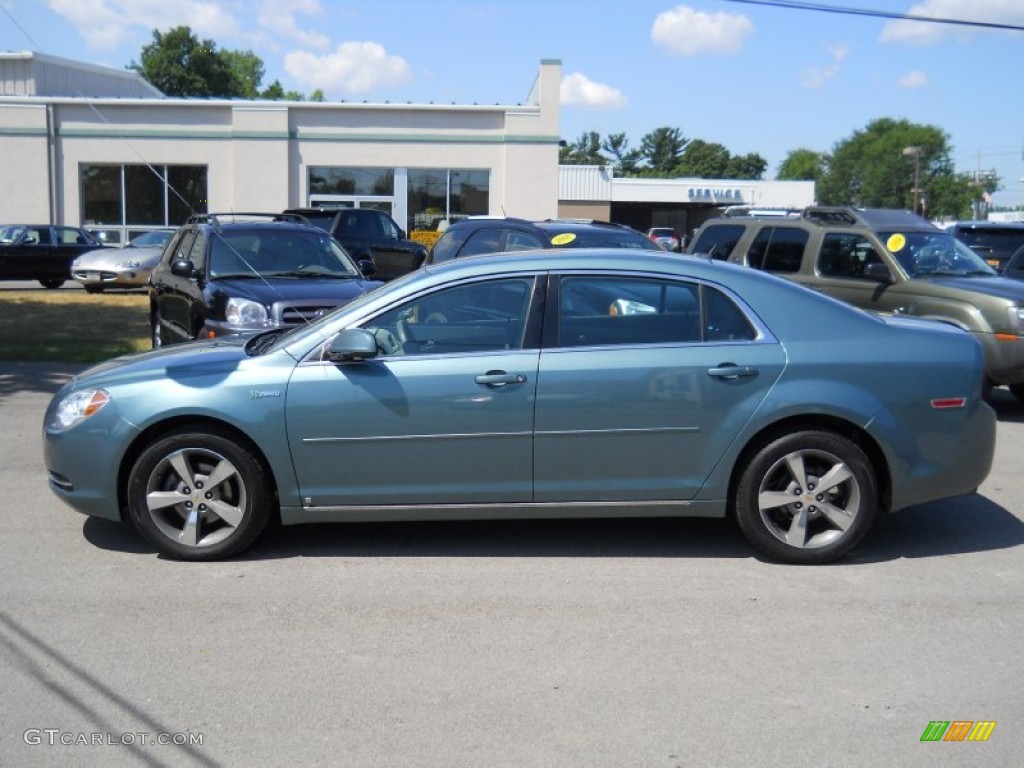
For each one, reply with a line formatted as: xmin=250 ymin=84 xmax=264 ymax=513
xmin=886 ymin=233 xmax=907 ymax=252
xmin=551 ymin=233 xmax=577 ymax=246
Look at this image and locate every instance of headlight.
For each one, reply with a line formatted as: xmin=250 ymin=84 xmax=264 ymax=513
xmin=1007 ymin=306 xmax=1024 ymax=333
xmin=225 ymin=298 xmax=270 ymax=326
xmin=51 ymin=389 xmax=110 ymax=431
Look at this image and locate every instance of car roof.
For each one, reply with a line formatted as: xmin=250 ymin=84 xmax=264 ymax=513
xmin=951 ymin=220 xmax=1024 ymax=231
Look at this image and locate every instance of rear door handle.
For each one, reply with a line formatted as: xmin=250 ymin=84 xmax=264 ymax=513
xmin=707 ymin=365 xmax=758 ymax=380
xmin=475 ymin=370 xmax=527 ymax=387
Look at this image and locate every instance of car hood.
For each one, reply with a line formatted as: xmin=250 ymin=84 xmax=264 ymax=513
xmin=210 ymin=275 xmax=380 ymax=304
xmin=70 ymin=337 xmax=254 ymax=391
xmin=73 ymin=245 xmax=164 ymax=269
xmin=913 ymin=275 xmax=1024 ymax=301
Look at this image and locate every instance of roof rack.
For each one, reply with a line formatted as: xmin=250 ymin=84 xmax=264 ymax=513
xmin=800 ymin=206 xmax=862 ymax=226
xmin=186 ymin=212 xmax=311 ymax=228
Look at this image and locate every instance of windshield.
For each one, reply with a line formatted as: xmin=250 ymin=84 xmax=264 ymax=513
xmin=879 ymin=230 xmax=997 ymax=277
xmin=130 ymin=230 xmax=173 ymax=248
xmin=0 ymin=225 xmax=26 ymax=244
xmin=208 ymin=230 xmax=361 ymax=279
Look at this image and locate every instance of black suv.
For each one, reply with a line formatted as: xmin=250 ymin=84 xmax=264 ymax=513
xmin=284 ymin=207 xmax=428 ymax=281
xmin=948 ymin=220 xmax=1024 ymax=272
xmin=424 ymin=217 xmax=662 ymax=265
xmin=149 ymin=213 xmax=381 ymax=347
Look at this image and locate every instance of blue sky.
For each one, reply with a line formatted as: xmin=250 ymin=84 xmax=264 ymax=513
xmin=3 ymin=0 xmax=1023 ymax=207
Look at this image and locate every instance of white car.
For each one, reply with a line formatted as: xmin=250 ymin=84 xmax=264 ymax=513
xmin=647 ymin=227 xmax=681 ymax=252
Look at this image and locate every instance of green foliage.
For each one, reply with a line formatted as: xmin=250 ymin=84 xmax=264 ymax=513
xmin=640 ymin=126 xmax=688 ymax=176
xmin=816 ymin=117 xmax=995 ymax=218
xmin=559 ymin=131 xmax=608 ymax=165
xmin=131 ymin=26 xmax=319 ymax=101
xmin=131 ymin=27 xmax=240 ymax=97
xmin=777 ymin=149 xmax=828 ymax=181
xmin=675 ymin=139 xmax=730 ymax=177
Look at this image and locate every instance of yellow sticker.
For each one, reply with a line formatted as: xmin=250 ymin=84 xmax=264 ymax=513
xmin=550 ymin=233 xmax=577 ymax=246
xmin=887 ymin=233 xmax=907 ymax=252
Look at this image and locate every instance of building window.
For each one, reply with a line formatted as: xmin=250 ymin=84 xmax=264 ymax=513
xmin=407 ymin=169 xmax=489 ymax=248
xmin=309 ymin=167 xmax=395 ymax=196
xmin=81 ymin=164 xmax=207 ymax=243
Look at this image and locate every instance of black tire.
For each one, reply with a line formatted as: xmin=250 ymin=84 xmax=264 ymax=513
xmin=84 ymin=285 xmax=104 ymax=294
xmin=126 ymin=428 xmax=274 ymax=560
xmin=1009 ymin=383 xmax=1024 ymax=402
xmin=39 ymin=278 xmax=65 ymax=289
xmin=735 ymin=430 xmax=878 ymax=564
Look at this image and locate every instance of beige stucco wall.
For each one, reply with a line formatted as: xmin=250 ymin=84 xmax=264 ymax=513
xmin=0 ymin=60 xmax=562 ymax=228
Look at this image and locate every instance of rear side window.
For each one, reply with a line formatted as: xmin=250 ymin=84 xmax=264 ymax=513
xmin=690 ymin=225 xmax=744 ymax=260
xmin=459 ymin=228 xmax=507 ymax=258
xmin=747 ymin=227 xmax=807 ymax=273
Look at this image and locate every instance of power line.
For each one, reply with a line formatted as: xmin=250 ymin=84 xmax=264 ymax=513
xmin=718 ymin=0 xmax=1024 ymax=32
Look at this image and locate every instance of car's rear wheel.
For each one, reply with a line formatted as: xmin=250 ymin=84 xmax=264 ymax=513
xmin=126 ymin=429 xmax=274 ymax=560
xmin=734 ymin=430 xmax=878 ymax=564
xmin=84 ymin=285 xmax=104 ymax=294
xmin=39 ymin=278 xmax=65 ymax=289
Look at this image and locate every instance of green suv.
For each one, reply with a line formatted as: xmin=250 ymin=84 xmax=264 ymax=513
xmin=687 ymin=206 xmax=1024 ymax=399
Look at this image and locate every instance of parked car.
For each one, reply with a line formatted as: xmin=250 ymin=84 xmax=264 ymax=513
xmin=647 ymin=227 xmax=682 ymax=252
xmin=45 ymin=249 xmax=994 ymax=564
xmin=71 ymin=229 xmax=174 ymax=292
xmin=0 ymin=224 xmax=107 ymax=288
xmin=425 ymin=217 xmax=662 ymax=265
xmin=687 ymin=206 xmax=1024 ymax=399
xmin=283 ymin=207 xmax=427 ymax=281
xmin=948 ymin=220 xmax=1024 ymax=272
xmin=148 ymin=213 xmax=381 ymax=347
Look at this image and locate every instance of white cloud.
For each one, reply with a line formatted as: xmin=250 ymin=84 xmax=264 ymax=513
xmin=650 ymin=5 xmax=754 ymax=56
xmin=284 ymin=42 xmax=412 ymax=96
xmin=258 ymin=0 xmax=329 ymax=50
xmin=560 ymin=72 xmax=628 ymax=110
xmin=48 ymin=0 xmax=241 ymax=50
xmin=799 ymin=43 xmax=849 ymax=89
xmin=881 ymin=0 xmax=1024 ymax=45
xmin=898 ymin=69 xmax=929 ymax=88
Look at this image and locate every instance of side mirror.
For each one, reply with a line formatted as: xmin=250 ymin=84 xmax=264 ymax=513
xmin=170 ymin=257 xmax=196 ymax=278
xmin=357 ymin=258 xmax=376 ymax=277
xmin=864 ymin=262 xmax=894 ymax=283
xmin=398 ymin=228 xmax=407 ymax=239
xmin=326 ymin=328 xmax=378 ymax=362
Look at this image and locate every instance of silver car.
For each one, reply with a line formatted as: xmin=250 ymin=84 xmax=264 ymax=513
xmin=71 ymin=230 xmax=173 ymax=292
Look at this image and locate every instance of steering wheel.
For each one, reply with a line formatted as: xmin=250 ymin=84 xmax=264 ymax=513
xmin=372 ymin=328 xmax=403 ymax=355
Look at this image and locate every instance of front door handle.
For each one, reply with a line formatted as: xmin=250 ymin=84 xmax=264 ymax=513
xmin=707 ymin=364 xmax=758 ymax=380
xmin=475 ymin=370 xmax=527 ymax=388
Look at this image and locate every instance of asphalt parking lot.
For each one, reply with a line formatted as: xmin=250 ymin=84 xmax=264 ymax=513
xmin=2 ymin=360 xmax=1023 ymax=767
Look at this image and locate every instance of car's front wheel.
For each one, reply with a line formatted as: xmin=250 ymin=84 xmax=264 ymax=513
xmin=1008 ymin=383 xmax=1024 ymax=402
xmin=39 ymin=278 xmax=65 ymax=289
xmin=734 ymin=430 xmax=878 ymax=564
xmin=127 ymin=428 xmax=274 ymax=560
xmin=150 ymin=309 xmax=162 ymax=348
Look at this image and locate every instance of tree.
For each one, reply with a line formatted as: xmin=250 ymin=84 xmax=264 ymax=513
xmin=816 ymin=117 xmax=995 ymax=218
xmin=601 ymin=133 xmax=641 ymax=175
xmin=675 ymin=139 xmax=731 ymax=177
xmin=777 ymin=149 xmax=829 ymax=182
xmin=222 ymin=49 xmax=264 ymax=98
xmin=725 ymin=152 xmax=767 ymax=180
xmin=559 ymin=131 xmax=608 ymax=165
xmin=639 ymin=126 xmax=688 ymax=176
xmin=130 ymin=27 xmax=240 ymax=97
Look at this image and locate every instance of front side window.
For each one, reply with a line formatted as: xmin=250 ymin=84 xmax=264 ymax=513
xmin=817 ymin=233 xmax=884 ymax=279
xmin=363 ymin=278 xmax=535 ymax=356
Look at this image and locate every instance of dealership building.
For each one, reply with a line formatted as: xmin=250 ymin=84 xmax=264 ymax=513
xmin=1 ymin=52 xmax=813 ymax=244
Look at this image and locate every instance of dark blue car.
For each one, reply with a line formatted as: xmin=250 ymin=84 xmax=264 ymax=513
xmin=148 ymin=213 xmax=381 ymax=347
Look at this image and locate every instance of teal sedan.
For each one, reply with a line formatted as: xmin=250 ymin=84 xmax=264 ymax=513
xmin=44 ymin=250 xmax=996 ymax=563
